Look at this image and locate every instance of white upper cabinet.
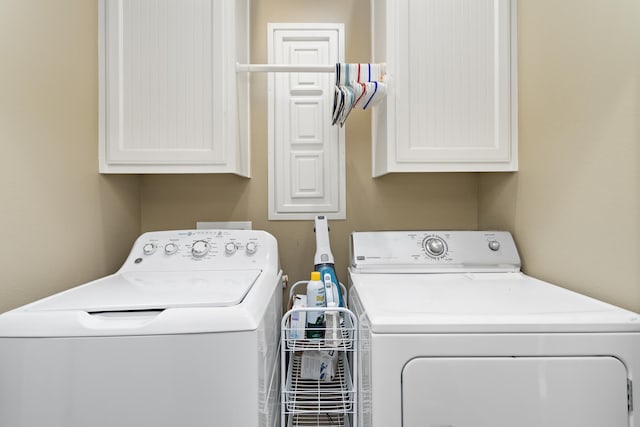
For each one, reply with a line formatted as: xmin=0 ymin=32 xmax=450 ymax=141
xmin=99 ymin=0 xmax=249 ymax=175
xmin=371 ymin=0 xmax=517 ymax=175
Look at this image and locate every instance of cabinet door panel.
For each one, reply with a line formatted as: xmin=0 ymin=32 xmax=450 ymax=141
xmin=396 ymin=0 xmax=512 ymax=164
xmin=105 ymin=0 xmax=224 ymax=165
xmin=372 ymin=0 xmax=517 ymax=174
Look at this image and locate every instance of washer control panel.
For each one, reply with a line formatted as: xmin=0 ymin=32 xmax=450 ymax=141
xmin=121 ymin=229 xmax=277 ymax=272
xmin=350 ymin=231 xmax=521 ymax=273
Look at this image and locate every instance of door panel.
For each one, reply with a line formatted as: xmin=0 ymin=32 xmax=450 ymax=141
xmin=402 ymin=356 xmax=628 ymax=427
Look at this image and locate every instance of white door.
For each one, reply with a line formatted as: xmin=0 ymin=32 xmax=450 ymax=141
xmin=402 ymin=356 xmax=629 ymax=427
xmin=268 ymin=23 xmax=346 ymax=220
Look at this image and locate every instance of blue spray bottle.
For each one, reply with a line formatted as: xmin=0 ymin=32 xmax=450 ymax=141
xmin=314 ymin=215 xmax=345 ymax=307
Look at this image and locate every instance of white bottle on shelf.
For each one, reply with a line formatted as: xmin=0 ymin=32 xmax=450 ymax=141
xmin=306 ymin=271 xmax=325 ymax=339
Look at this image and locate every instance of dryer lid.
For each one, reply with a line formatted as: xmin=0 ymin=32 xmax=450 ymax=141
xmin=26 ymin=270 xmax=262 ymax=313
xmin=350 ymin=272 xmax=640 ymax=333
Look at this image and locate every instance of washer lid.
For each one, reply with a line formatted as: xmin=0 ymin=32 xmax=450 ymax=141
xmin=350 ymin=272 xmax=640 ymax=333
xmin=26 ymin=270 xmax=262 ymax=312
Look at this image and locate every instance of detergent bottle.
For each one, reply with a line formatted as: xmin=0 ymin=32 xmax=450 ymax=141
xmin=306 ymin=271 xmax=325 ymax=339
xmin=314 ymin=215 xmax=345 ymax=307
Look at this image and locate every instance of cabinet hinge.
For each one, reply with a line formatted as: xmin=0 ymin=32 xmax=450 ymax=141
xmin=629 ymin=379 xmax=634 ymax=413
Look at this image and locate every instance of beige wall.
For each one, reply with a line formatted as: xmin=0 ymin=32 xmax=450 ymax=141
xmin=0 ymin=0 xmax=141 ymax=312
xmin=141 ymin=0 xmax=479 ymax=287
xmin=479 ymin=0 xmax=640 ymax=312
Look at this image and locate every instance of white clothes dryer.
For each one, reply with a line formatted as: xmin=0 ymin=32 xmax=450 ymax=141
xmin=0 ymin=229 xmax=282 ymax=427
xmin=348 ymin=231 xmax=640 ymax=427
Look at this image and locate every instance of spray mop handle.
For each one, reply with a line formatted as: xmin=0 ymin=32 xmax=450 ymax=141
xmin=314 ymin=215 xmax=334 ymax=264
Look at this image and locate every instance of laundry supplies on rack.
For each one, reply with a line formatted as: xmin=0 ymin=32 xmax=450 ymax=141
xmin=281 ymin=282 xmax=359 ymax=427
xmin=332 ymin=63 xmax=387 ymax=127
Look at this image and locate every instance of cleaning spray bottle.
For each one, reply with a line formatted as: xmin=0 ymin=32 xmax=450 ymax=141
xmin=306 ymin=271 xmax=325 ymax=339
xmin=314 ymin=215 xmax=345 ymax=308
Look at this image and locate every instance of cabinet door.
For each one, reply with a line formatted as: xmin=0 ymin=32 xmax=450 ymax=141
xmin=99 ymin=0 xmax=249 ymax=175
xmin=376 ymin=0 xmax=517 ymax=174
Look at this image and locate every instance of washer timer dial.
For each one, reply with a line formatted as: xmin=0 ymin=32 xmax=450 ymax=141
xmin=422 ymin=236 xmax=448 ymax=258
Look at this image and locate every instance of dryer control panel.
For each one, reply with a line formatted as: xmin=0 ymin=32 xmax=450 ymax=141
xmin=350 ymin=231 xmax=521 ymax=273
xmin=120 ymin=229 xmax=279 ymax=272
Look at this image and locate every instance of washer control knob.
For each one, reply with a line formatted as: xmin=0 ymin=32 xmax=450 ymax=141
xmin=191 ymin=240 xmax=209 ymax=258
xmin=143 ymin=243 xmax=156 ymax=255
xmin=245 ymin=241 xmax=257 ymax=255
xmin=488 ymin=240 xmax=501 ymax=251
xmin=424 ymin=237 xmax=446 ymax=257
xmin=164 ymin=243 xmax=178 ymax=255
xmin=225 ymin=242 xmax=237 ymax=255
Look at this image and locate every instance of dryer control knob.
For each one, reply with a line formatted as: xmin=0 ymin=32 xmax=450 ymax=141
xmin=488 ymin=240 xmax=501 ymax=251
xmin=225 ymin=242 xmax=237 ymax=255
xmin=424 ymin=237 xmax=446 ymax=257
xmin=164 ymin=243 xmax=178 ymax=255
xmin=191 ymin=240 xmax=209 ymax=258
xmin=143 ymin=243 xmax=156 ymax=255
xmin=245 ymin=241 xmax=257 ymax=255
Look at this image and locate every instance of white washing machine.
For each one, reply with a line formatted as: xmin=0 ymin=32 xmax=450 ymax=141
xmin=0 ymin=229 xmax=282 ymax=427
xmin=348 ymin=231 xmax=640 ymax=427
